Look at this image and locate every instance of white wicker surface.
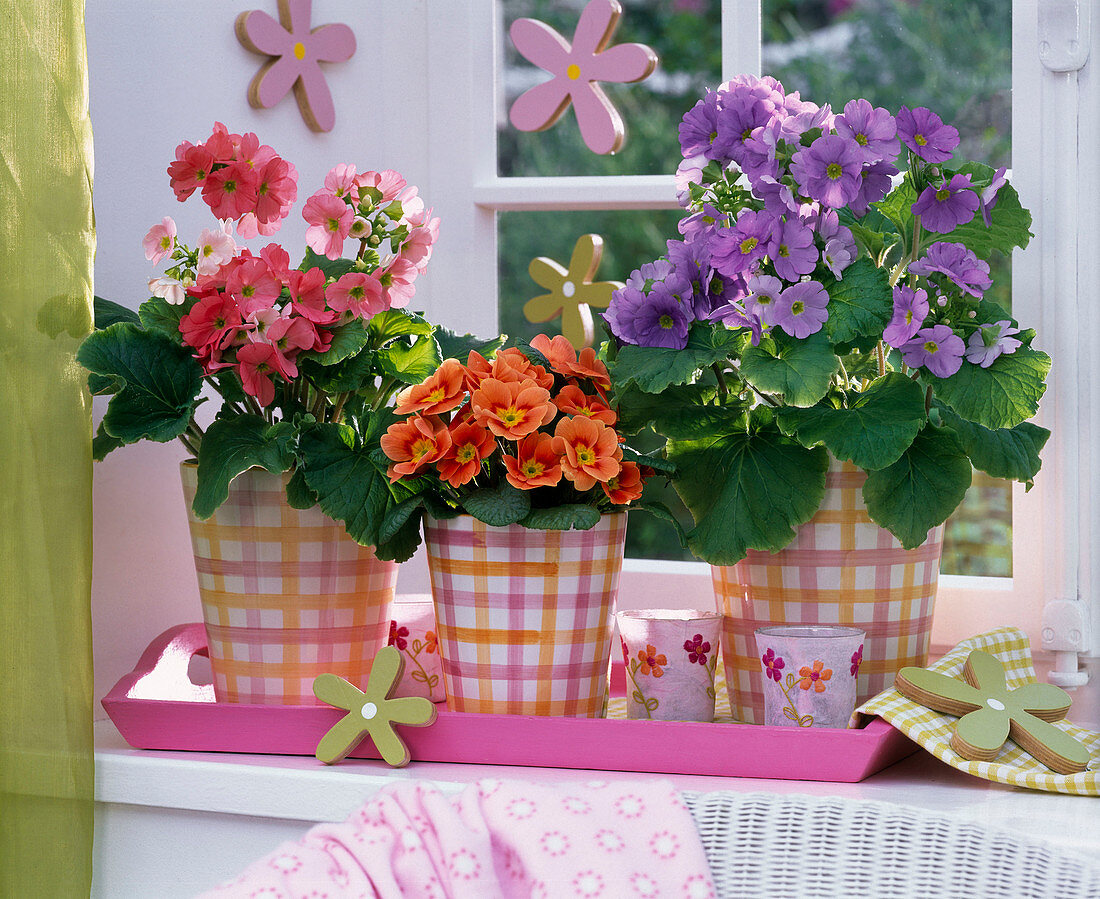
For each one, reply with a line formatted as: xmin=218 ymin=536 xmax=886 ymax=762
xmin=682 ymin=791 xmax=1100 ymax=898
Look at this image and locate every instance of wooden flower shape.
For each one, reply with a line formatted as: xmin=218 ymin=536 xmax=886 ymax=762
xmin=896 ymin=650 xmax=1090 ymax=775
xmin=508 ymin=0 xmax=658 ymax=155
xmin=236 ymin=0 xmax=356 ymax=133
xmin=313 ymin=645 xmax=437 ymax=767
xmin=525 ymin=234 xmax=623 ymax=349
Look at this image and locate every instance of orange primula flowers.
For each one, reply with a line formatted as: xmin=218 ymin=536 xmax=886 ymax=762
xmin=394 ymin=358 xmax=466 ymax=415
xmin=553 ymin=384 xmax=617 ymax=426
xmin=436 ymin=420 xmax=496 ymax=488
xmin=380 ymin=414 xmax=452 ymax=481
xmin=503 ymin=433 xmax=563 ymax=490
xmin=552 ymin=415 xmax=622 ymax=491
xmin=471 ymin=377 xmax=557 ymax=440
xmin=530 ymin=334 xmax=610 ymax=388
xmin=601 ymin=460 xmax=644 ymax=504
xmin=464 ymin=347 xmax=554 ymax=391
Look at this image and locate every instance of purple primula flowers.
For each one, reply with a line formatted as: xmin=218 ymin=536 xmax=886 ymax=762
xmin=768 ymin=217 xmax=819 ymax=281
xmin=908 ymin=242 xmax=992 ymax=298
xmin=833 ymin=98 xmax=900 ymax=165
xmin=911 ymin=174 xmax=980 ymax=234
xmin=678 ymin=202 xmax=728 ymax=242
xmin=849 ymin=159 xmax=899 ymax=218
xmin=715 ymin=95 xmax=774 ymax=167
xmin=896 ymin=106 xmax=960 ymax=163
xmin=884 ymin=286 xmax=930 ymax=348
xmin=790 ymin=133 xmax=864 ymax=209
xmin=965 ymin=320 xmax=1022 ymax=368
xmin=709 ymin=208 xmax=775 ymax=276
xmin=678 ymin=90 xmax=723 ymax=159
xmin=769 ymin=280 xmax=829 ymax=338
xmin=604 ymin=282 xmax=692 ymax=349
xmin=674 ymin=154 xmax=708 ymax=207
xmin=901 ymin=324 xmax=966 ymax=378
xmin=980 ymin=166 xmax=1009 ymax=228
xmin=744 ymin=273 xmax=783 ymax=321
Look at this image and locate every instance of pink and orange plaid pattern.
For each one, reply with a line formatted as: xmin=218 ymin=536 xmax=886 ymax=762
xmin=181 ymin=464 xmax=396 ymax=705
xmin=713 ymin=462 xmax=944 ymax=724
xmin=424 ymin=513 xmax=626 ymax=716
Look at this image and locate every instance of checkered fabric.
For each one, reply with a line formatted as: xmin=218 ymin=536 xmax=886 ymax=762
xmin=713 ymin=462 xmax=943 ymax=724
xmin=424 ymin=513 xmax=626 ymax=716
xmin=180 ymin=464 xmax=397 ymax=706
xmin=859 ymin=627 xmax=1099 ymax=794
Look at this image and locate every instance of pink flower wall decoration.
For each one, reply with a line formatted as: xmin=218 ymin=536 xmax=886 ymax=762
xmin=236 ymin=0 xmax=356 ymax=133
xmin=509 ymin=0 xmax=658 ymax=155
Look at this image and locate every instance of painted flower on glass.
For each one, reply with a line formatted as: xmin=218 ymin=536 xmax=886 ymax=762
xmin=508 ymin=0 xmax=657 ymax=155
xmin=850 ymin=643 xmax=864 ymax=677
xmin=799 ymin=660 xmax=832 ymax=693
xmin=684 ymin=633 xmax=711 ymax=665
xmin=761 ymin=647 xmax=785 ymax=683
xmin=388 ymin=621 xmax=409 ymax=652
xmin=637 ymin=644 xmax=667 ymax=677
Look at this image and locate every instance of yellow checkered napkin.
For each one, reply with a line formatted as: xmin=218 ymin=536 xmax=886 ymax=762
xmin=858 ymin=627 xmax=1099 ymax=795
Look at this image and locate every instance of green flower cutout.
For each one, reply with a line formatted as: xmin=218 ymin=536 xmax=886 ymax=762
xmin=313 ymin=645 xmax=437 ymax=767
xmin=896 ymin=650 xmax=1091 ymax=775
xmin=524 ymin=233 xmax=623 ymax=349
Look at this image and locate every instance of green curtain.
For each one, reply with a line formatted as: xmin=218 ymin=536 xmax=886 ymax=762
xmin=0 ymin=1 xmax=96 ymax=895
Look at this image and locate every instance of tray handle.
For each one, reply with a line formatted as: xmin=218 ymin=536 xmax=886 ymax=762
xmin=120 ymin=623 xmax=215 ymax=703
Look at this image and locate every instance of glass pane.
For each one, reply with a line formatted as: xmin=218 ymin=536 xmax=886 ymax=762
xmin=763 ymin=0 xmax=1013 ymax=577
xmin=499 ymin=0 xmax=722 ymax=176
xmin=498 ymin=209 xmax=697 ymax=561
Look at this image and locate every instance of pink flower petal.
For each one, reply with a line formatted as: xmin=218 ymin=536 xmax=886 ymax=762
xmin=509 ymin=17 xmax=570 ymax=71
xmin=298 ymin=61 xmax=337 ymax=132
xmin=509 ymin=77 xmax=572 ymax=132
xmin=253 ymin=58 xmax=300 ymax=109
xmin=308 ymin=22 xmax=356 ymax=64
xmin=237 ymin=9 xmax=292 ymax=56
xmin=586 ymin=42 xmax=658 ymax=84
xmin=571 ymin=0 xmax=619 ymax=57
xmin=572 ymin=82 xmax=623 ymax=155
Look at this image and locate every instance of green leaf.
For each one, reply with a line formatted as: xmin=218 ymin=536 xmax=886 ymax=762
xmin=520 ymin=504 xmax=601 ymax=530
xmin=936 ymin=402 xmax=1050 ymax=488
xmin=820 ymin=256 xmax=894 ymax=347
xmin=776 ymin=373 xmax=927 ymax=470
xmin=77 ymin=323 xmax=204 ymax=444
xmin=630 ymin=501 xmax=688 ymax=547
xmin=138 ymin=295 xmax=197 ymax=344
xmin=87 ymin=372 xmax=122 ymax=396
xmin=666 ymin=424 xmax=829 ymax=565
xmin=299 ymin=321 xmax=371 ymax=365
xmin=613 ymin=382 xmax=723 ymax=437
xmin=378 ymin=495 xmax=426 ymax=544
xmin=874 ymin=172 xmax=918 ymax=245
xmin=376 ymin=335 xmax=442 ymax=385
xmin=297 ymin=422 xmax=393 ymax=549
xmin=434 ymin=326 xmax=506 ymax=362
xmin=609 ymin=322 xmax=744 ymax=393
xmin=932 ymin=163 xmax=1033 ymax=257
xmin=299 ymin=247 xmax=356 ymax=281
xmin=94 ymin=296 xmax=140 ymax=329
xmin=368 ymin=308 xmax=435 ymax=343
xmin=863 ymin=424 xmax=973 ymax=549
xmin=739 ymin=330 xmax=838 ymax=407
xmin=92 ymin=421 xmax=124 ymax=461
xmin=299 ymin=349 xmax=378 ymax=395
xmin=285 ymin=468 xmax=318 ymax=510
xmin=371 ymin=509 xmax=424 ymax=563
xmin=463 ymin=482 xmax=531 ymax=527
xmin=620 ymin=445 xmax=676 ymax=475
xmin=930 ymin=347 xmax=1050 ymax=430
xmin=192 ymin=416 xmax=297 ymax=519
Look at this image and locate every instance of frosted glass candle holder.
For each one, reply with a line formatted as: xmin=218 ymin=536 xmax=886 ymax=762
xmin=755 ymin=625 xmax=866 ymax=728
xmin=617 ymin=610 xmax=722 ymax=721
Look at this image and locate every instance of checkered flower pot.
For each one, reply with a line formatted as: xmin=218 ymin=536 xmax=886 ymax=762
xmin=180 ymin=463 xmax=397 ymax=705
xmin=713 ymin=460 xmax=944 ymax=724
xmin=424 ymin=513 xmax=627 ymax=716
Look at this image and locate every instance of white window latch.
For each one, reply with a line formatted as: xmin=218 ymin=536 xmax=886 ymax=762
xmin=1039 ymin=0 xmax=1091 ymax=72
xmin=1041 ymin=599 xmax=1091 ymax=688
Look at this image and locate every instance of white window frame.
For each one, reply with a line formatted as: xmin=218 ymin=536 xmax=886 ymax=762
xmin=421 ymin=0 xmax=1097 ymax=659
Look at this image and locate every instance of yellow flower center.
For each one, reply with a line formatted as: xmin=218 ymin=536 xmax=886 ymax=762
xmin=935 ymin=188 xmax=951 ymax=201
xmin=914 ymin=133 xmax=928 ymax=146
xmin=160 ymin=235 xmax=172 ymax=250
xmin=575 ymin=445 xmax=596 ymax=466
xmin=522 ymin=460 xmax=545 ymax=478
xmin=293 ymin=42 xmax=306 ymax=60
xmin=855 ymin=133 xmax=868 ymax=146
xmin=791 ymin=300 xmax=805 ymax=315
xmin=411 ymin=438 xmax=436 ymax=460
xmin=327 ymin=217 xmax=342 ymax=233
xmin=426 ymin=387 xmax=446 ymax=404
xmin=659 ymin=314 xmax=674 ymax=329
xmin=499 ymin=407 xmax=526 ymax=428
xmin=826 ymin=162 xmax=843 ymax=180
xmin=778 ymin=244 xmax=790 ymax=258
xmin=739 ymin=237 xmax=758 ymax=254
xmin=905 ymin=310 xmax=914 ymax=324
xmin=924 ymin=341 xmax=939 ymax=354
xmin=566 ymin=63 xmax=581 ymax=80
xmin=455 ymin=444 xmax=477 ymax=463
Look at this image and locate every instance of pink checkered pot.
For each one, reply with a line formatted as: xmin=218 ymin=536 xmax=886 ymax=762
xmin=713 ymin=460 xmax=944 ymax=724
xmin=180 ymin=463 xmax=397 ymax=705
xmin=424 ymin=513 xmax=627 ymax=716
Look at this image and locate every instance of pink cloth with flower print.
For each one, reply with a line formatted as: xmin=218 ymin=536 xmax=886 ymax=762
xmin=200 ymin=778 xmax=715 ymax=898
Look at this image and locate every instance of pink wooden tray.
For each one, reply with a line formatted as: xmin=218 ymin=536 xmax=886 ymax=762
xmin=102 ymin=624 xmax=917 ymax=783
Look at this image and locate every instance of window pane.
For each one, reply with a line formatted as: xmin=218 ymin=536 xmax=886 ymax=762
xmin=763 ymin=0 xmax=1013 ymax=577
xmin=499 ymin=0 xmax=722 ymax=176
xmin=498 ymin=208 xmax=697 ymax=561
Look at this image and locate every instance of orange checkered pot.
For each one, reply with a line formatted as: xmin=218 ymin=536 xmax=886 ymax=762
xmin=180 ymin=463 xmax=397 ymax=705
xmin=424 ymin=513 xmax=627 ymax=716
xmin=713 ymin=460 xmax=944 ymax=724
